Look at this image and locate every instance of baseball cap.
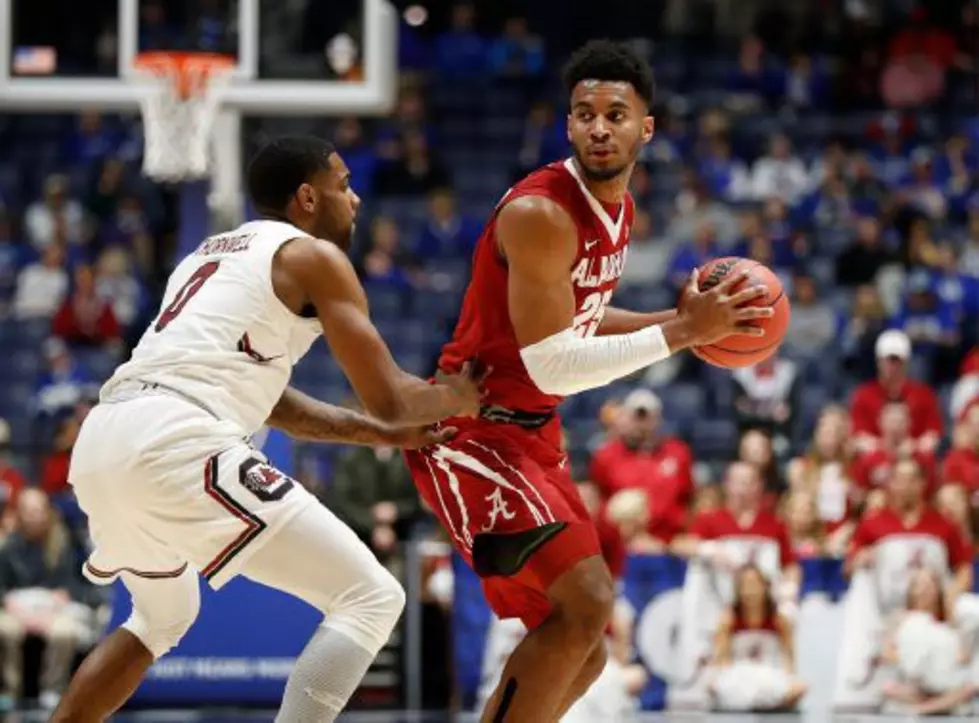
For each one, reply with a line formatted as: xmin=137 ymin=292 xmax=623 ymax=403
xmin=623 ymin=389 xmax=662 ymax=415
xmin=875 ymin=330 xmax=911 ymax=360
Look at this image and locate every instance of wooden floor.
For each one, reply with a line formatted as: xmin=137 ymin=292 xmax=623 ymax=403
xmin=5 ymin=712 xmax=975 ymax=723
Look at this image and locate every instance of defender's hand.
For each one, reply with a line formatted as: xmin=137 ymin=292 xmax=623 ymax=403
xmin=434 ymin=361 xmax=490 ymax=418
xmin=388 ymin=424 xmax=458 ymax=450
xmin=678 ymin=269 xmax=774 ymax=347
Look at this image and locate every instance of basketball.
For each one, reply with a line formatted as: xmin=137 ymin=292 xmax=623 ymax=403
xmin=687 ymin=257 xmax=790 ymax=368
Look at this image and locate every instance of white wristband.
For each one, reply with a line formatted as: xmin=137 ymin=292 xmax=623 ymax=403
xmin=519 ymin=325 xmax=673 ymax=396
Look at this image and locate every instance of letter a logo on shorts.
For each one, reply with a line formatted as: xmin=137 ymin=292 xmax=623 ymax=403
xmin=482 ymin=488 xmax=516 ymax=532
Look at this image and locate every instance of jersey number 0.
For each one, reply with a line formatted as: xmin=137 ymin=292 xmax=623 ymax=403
xmin=154 ymin=260 xmax=221 ymax=332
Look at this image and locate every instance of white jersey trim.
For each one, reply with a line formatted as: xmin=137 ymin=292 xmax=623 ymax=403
xmin=562 ymin=157 xmax=625 ymax=244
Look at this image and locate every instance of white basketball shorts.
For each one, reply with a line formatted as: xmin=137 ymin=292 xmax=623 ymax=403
xmin=69 ymin=393 xmax=315 ymax=590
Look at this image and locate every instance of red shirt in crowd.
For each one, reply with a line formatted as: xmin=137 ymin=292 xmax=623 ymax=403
xmin=847 ymin=506 xmax=973 ymax=570
xmin=41 ymin=451 xmax=71 ymax=496
xmin=849 ymin=380 xmax=943 ymax=442
xmin=888 ymin=27 xmax=958 ymax=68
xmin=52 ymin=294 xmax=120 ymax=347
xmin=0 ymin=464 xmax=25 ymax=511
xmin=851 ymin=448 xmax=938 ymax=496
xmin=647 ymin=501 xmax=686 ymax=545
xmin=688 ymin=507 xmax=796 ymax=569
xmin=942 ymin=447 xmax=979 ymax=504
xmin=590 ymin=437 xmax=694 ymax=507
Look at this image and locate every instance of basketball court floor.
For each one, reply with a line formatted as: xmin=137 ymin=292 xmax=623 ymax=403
xmin=3 ymin=712 xmax=975 ymax=723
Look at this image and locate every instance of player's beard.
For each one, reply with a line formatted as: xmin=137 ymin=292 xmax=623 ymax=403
xmin=573 ymin=137 xmax=642 ymax=182
xmin=321 ymin=214 xmax=355 ymax=251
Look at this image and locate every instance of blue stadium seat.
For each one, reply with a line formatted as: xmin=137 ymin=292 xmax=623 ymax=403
xmin=412 ymin=289 xmax=459 ymax=320
xmin=395 ymin=351 xmax=433 ymax=377
xmin=659 ymin=383 xmax=705 ymax=428
xmin=0 ymin=163 xmax=21 ymax=203
xmin=636 ymin=286 xmax=677 ymax=311
xmin=690 ymin=419 xmax=738 ymax=459
xmin=366 ymin=285 xmax=408 ymax=319
xmin=14 ymin=319 xmax=52 ymax=346
xmin=374 ymin=317 xmax=406 ymax=346
xmin=611 ymin=286 xmax=644 ymax=310
xmin=705 ymin=368 xmax=735 ymax=412
xmin=0 ymin=383 xmax=34 ymax=419
xmin=808 ymin=257 xmax=836 ymax=286
xmin=5 ymin=414 xmax=32 ymax=449
xmin=300 ymin=382 xmax=350 ymax=404
xmin=798 ymin=355 xmax=840 ymax=392
xmin=296 ymin=353 xmax=346 ymax=387
xmin=908 ymin=354 xmax=930 ymax=381
xmin=573 ymin=388 xmax=606 ymax=421
xmin=74 ymin=348 xmax=119 ymax=381
xmin=0 ymin=349 xmax=34 ymax=377
xmin=795 ymin=385 xmax=830 ymax=441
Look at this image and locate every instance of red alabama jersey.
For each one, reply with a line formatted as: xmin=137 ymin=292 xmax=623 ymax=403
xmin=439 ymin=159 xmax=634 ymax=418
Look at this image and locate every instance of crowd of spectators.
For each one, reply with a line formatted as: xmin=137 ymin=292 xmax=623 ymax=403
xmin=0 ymin=112 xmax=163 ymax=710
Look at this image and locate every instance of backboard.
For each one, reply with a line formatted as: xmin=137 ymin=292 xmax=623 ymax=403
xmin=0 ymin=0 xmax=398 ymax=219
xmin=1 ymin=0 xmax=397 ymax=112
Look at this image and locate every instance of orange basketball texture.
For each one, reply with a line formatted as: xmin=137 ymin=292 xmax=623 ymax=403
xmin=684 ymin=257 xmax=791 ymax=368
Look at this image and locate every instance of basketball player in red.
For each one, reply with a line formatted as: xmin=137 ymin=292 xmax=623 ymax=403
xmin=403 ymin=41 xmax=774 ymax=722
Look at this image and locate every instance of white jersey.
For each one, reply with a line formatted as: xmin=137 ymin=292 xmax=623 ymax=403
xmin=101 ymin=220 xmax=321 ymax=437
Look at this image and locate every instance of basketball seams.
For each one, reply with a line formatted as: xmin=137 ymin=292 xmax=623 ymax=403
xmin=692 ymin=258 xmax=788 ymax=367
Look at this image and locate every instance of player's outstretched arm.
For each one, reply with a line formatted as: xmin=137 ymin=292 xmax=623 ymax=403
xmin=266 ymin=386 xmax=456 ymax=449
xmin=274 ymin=237 xmax=482 ymax=425
xmin=499 ymin=196 xmax=772 ymax=396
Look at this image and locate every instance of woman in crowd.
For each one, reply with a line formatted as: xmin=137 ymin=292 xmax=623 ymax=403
xmin=709 ymin=565 xmax=808 ymax=711
xmin=935 ymin=483 xmax=976 ymax=554
xmin=783 ymin=490 xmax=826 ymax=558
xmin=738 ymin=428 xmax=786 ymax=499
xmin=786 ymin=405 xmax=856 ymax=554
xmin=881 ymin=568 xmax=977 ymax=715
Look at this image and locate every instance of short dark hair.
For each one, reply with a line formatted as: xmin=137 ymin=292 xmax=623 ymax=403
xmin=561 ymin=40 xmax=655 ymax=109
xmin=247 ymin=136 xmax=335 ymax=213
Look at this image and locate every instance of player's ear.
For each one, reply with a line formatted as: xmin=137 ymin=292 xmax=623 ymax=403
xmin=641 ymin=116 xmax=654 ymax=145
xmin=296 ymin=183 xmax=316 ymax=213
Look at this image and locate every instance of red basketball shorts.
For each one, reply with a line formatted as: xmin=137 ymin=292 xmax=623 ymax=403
xmin=404 ymin=425 xmax=601 ymax=630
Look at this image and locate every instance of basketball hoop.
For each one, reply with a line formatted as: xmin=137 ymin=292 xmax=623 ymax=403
xmin=131 ymin=51 xmax=237 ymax=183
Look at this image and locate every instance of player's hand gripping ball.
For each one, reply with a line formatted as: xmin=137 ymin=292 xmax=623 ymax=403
xmin=684 ymin=257 xmax=791 ymax=368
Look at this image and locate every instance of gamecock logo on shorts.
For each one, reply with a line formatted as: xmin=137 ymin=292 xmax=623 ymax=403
xmin=238 ymin=457 xmax=295 ymax=503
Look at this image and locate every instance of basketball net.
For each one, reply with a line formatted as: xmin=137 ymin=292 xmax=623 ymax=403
xmin=132 ymin=52 xmax=236 ymax=183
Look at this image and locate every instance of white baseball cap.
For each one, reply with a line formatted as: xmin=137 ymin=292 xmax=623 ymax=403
xmin=875 ymin=330 xmax=911 ymax=360
xmin=623 ymin=388 xmax=662 ymax=415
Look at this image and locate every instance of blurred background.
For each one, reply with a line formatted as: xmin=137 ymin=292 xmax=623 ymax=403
xmin=1 ymin=0 xmax=979 ymax=719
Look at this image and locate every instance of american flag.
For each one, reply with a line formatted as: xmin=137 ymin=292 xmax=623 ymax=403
xmin=12 ymin=46 xmax=57 ymax=75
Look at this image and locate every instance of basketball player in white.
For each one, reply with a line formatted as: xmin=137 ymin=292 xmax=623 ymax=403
xmin=51 ymin=136 xmax=484 ymax=722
